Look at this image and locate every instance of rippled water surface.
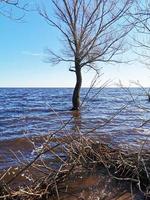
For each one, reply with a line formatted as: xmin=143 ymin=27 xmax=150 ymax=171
xmin=0 ymin=88 xmax=150 ymax=170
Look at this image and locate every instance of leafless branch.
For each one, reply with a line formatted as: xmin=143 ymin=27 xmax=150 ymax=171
xmin=0 ymin=0 xmax=29 ymax=20
xmin=39 ymin=0 xmax=135 ymax=69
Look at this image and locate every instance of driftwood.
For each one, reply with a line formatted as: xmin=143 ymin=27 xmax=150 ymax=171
xmin=0 ymin=134 xmax=149 ymax=200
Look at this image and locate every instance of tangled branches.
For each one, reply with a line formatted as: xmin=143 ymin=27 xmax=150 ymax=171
xmin=0 ymin=132 xmax=149 ymax=200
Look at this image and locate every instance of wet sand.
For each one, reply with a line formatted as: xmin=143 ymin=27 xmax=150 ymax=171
xmin=49 ymin=174 xmax=145 ymax=200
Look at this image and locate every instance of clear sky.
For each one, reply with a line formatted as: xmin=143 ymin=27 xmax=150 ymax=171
xmin=0 ymin=1 xmax=150 ymax=88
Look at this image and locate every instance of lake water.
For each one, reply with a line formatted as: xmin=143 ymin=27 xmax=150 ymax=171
xmin=0 ymin=88 xmax=150 ymax=170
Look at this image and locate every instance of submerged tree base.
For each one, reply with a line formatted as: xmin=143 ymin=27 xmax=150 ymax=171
xmin=70 ymin=107 xmax=80 ymax=111
xmin=0 ymin=134 xmax=149 ymax=200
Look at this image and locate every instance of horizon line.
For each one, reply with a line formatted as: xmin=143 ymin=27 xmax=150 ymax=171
xmin=0 ymin=86 xmax=150 ymax=89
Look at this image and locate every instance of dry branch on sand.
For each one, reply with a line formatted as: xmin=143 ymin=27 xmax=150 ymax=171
xmin=0 ymin=132 xmax=149 ymax=200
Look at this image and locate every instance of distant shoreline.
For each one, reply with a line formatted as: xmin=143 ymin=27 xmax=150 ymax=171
xmin=0 ymin=87 xmax=150 ymax=89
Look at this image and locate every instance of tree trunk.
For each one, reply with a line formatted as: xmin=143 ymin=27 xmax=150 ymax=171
xmin=71 ymin=64 xmax=82 ymax=110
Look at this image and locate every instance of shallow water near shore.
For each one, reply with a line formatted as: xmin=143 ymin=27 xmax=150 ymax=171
xmin=0 ymin=88 xmax=150 ymax=170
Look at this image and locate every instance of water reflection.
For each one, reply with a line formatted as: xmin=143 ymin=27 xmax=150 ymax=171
xmin=71 ymin=110 xmax=82 ymax=131
xmin=0 ymin=88 xmax=150 ymax=170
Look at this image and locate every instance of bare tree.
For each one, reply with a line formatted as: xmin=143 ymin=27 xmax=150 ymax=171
xmin=39 ymin=0 xmax=135 ymax=110
xmin=132 ymin=0 xmax=150 ymax=66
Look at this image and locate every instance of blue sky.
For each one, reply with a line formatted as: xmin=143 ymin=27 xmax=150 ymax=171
xmin=0 ymin=1 xmax=150 ymax=88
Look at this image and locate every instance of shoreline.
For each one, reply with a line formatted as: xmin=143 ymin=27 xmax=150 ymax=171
xmin=0 ymin=134 xmax=149 ymax=200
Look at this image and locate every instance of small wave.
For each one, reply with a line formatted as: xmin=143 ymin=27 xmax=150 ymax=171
xmin=0 ymin=88 xmax=150 ymax=170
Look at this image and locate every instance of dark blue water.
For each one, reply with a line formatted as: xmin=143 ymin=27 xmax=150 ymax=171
xmin=0 ymin=88 xmax=150 ymax=170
